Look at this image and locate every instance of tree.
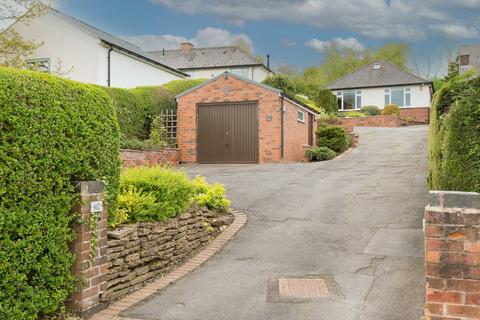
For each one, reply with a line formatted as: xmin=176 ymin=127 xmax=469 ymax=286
xmin=445 ymin=56 xmax=459 ymax=81
xmin=0 ymin=1 xmax=50 ymax=68
xmin=262 ymin=74 xmax=296 ymax=97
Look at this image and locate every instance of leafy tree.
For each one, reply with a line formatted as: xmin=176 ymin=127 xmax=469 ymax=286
xmin=445 ymin=56 xmax=459 ymax=82
xmin=0 ymin=1 xmax=50 ymax=68
xmin=262 ymin=74 xmax=296 ymax=97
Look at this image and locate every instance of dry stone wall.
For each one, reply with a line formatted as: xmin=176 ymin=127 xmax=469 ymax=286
xmin=102 ymin=206 xmax=233 ymax=302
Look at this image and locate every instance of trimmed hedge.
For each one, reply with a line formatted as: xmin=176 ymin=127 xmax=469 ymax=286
xmin=100 ymin=86 xmax=175 ymax=141
xmin=0 ymin=67 xmax=120 ymax=319
xmin=429 ymin=76 xmax=480 ymax=192
xmin=161 ymin=78 xmax=206 ymax=95
xmin=316 ymin=125 xmax=351 ymax=153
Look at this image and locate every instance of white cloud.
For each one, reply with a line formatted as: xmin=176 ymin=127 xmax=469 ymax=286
xmin=151 ymin=0 xmax=480 ymax=41
xmin=122 ymin=27 xmax=253 ymax=51
xmin=306 ymin=37 xmax=364 ymax=53
xmin=430 ymin=24 xmax=479 ymax=39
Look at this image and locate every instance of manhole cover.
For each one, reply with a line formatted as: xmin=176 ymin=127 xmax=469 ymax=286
xmin=267 ymin=275 xmax=339 ymax=303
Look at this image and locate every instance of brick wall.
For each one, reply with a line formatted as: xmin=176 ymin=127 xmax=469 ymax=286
xmin=120 ymin=149 xmax=180 ymax=168
xmin=102 ymin=207 xmax=233 ymax=302
xmin=338 ymin=115 xmax=403 ymax=131
xmin=425 ymin=191 xmax=480 ymax=320
xmin=399 ymin=107 xmax=430 ymax=123
xmin=177 ymin=75 xmax=315 ymax=163
xmin=69 ymin=181 xmax=108 ymax=312
xmin=283 ymin=98 xmax=314 ymax=162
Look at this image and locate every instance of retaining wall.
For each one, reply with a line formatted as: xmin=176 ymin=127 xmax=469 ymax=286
xmin=120 ymin=148 xmax=180 ymax=168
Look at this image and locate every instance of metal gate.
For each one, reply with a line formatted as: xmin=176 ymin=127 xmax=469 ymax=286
xmin=197 ymin=102 xmax=258 ymax=163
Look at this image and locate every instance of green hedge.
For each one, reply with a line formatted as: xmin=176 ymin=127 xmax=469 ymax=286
xmin=161 ymin=78 xmax=206 ymax=95
xmin=100 ymin=86 xmax=175 ymax=141
xmin=316 ymin=125 xmax=351 ymax=153
xmin=429 ymin=76 xmax=480 ymax=192
xmin=0 ymin=67 xmax=120 ymax=319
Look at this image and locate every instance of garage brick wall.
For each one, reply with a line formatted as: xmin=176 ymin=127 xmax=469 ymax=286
xmin=177 ymin=75 xmax=280 ymax=163
xmin=283 ymin=99 xmax=313 ymax=162
xmin=177 ymin=74 xmax=316 ymax=163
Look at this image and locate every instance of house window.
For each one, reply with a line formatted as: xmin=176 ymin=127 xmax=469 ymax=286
xmin=460 ymin=54 xmax=470 ymax=66
xmin=337 ymin=90 xmax=361 ymax=110
xmin=384 ymin=87 xmax=411 ymax=107
xmin=26 ymin=58 xmax=50 ymax=73
xmin=297 ymin=110 xmax=305 ymax=123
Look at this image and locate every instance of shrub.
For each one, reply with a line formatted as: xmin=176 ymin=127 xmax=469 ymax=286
xmin=305 ymin=146 xmax=336 ymax=161
xmin=429 ymin=76 xmax=480 ymax=192
xmin=316 ymin=108 xmax=339 ymax=125
xmin=191 ymin=176 xmax=231 ymax=212
xmin=342 ymin=111 xmax=365 ymax=118
xmin=313 ymin=88 xmax=338 ymax=114
xmin=100 ymin=86 xmax=175 ymax=140
xmin=0 ymin=67 xmax=120 ymax=319
xmin=294 ymin=94 xmax=320 ymax=112
xmin=382 ymin=104 xmax=400 ymax=116
xmin=262 ymin=74 xmax=296 ymax=97
xmin=161 ymin=79 xmax=206 ymax=95
xmin=117 ymin=167 xmax=194 ymax=222
xmin=147 ymin=114 xmax=168 ymax=148
xmin=316 ymin=125 xmax=351 ymax=153
xmin=112 ymin=167 xmax=231 ymax=226
xmin=360 ymin=105 xmax=381 ymax=116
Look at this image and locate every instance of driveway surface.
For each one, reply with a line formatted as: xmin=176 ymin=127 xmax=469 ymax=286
xmin=123 ymin=126 xmax=428 ymax=320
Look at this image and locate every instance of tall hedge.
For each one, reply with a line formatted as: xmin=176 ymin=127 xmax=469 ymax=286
xmin=160 ymin=78 xmax=206 ymax=95
xmin=0 ymin=67 xmax=120 ymax=319
xmin=429 ymin=76 xmax=480 ymax=192
xmin=100 ymin=86 xmax=175 ymax=140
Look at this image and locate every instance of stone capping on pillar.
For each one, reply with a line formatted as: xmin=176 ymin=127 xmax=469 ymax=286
xmin=69 ymin=181 xmax=108 ymax=313
xmin=428 ymin=190 xmax=480 ymax=210
xmin=424 ymin=190 xmax=480 ymax=320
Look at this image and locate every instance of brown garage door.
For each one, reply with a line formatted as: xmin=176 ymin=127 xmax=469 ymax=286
xmin=197 ymin=102 xmax=258 ymax=163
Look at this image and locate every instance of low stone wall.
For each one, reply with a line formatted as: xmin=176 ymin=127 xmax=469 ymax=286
xmin=425 ymin=191 xmax=480 ymax=320
xmin=399 ymin=107 xmax=430 ymax=123
xmin=102 ymin=207 xmax=233 ymax=302
xmin=120 ymin=148 xmax=180 ymax=168
xmin=338 ymin=115 xmax=403 ymax=131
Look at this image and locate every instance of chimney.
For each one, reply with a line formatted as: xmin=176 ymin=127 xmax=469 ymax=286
xmin=267 ymin=54 xmax=270 ymax=69
xmin=181 ymin=42 xmax=194 ymax=54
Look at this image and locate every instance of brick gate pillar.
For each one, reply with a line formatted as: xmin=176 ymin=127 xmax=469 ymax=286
xmin=69 ymin=181 xmax=108 ymax=312
xmin=425 ymin=191 xmax=480 ymax=319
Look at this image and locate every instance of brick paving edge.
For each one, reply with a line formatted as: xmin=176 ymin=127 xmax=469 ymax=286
xmin=89 ymin=209 xmax=247 ymax=320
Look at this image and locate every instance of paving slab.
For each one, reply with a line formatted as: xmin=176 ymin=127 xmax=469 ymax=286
xmin=121 ymin=126 xmax=428 ymax=320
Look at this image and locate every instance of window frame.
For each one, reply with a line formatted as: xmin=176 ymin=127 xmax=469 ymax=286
xmin=337 ymin=90 xmax=362 ymax=110
xmin=297 ymin=110 xmax=305 ymax=123
xmin=384 ymin=87 xmax=411 ymax=107
xmin=25 ymin=58 xmax=50 ymax=73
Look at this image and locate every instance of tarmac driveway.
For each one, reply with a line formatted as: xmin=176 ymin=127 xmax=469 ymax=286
xmin=123 ymin=126 xmax=429 ymax=320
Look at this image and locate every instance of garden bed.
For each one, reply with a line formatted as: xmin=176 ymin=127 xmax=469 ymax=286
xmin=103 ymin=206 xmax=233 ymax=301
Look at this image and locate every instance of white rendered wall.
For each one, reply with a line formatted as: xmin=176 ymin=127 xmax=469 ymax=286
xmin=333 ymin=84 xmax=431 ymax=110
xmin=184 ymin=66 xmax=272 ymax=82
xmin=11 ymin=11 xmax=99 ymax=84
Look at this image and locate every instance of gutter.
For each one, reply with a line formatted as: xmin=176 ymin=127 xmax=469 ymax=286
xmin=280 ymin=95 xmax=285 ymax=159
xmin=107 ymin=46 xmax=113 ymax=87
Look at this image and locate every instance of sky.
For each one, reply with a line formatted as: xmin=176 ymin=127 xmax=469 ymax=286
xmin=53 ymin=0 xmax=480 ymax=78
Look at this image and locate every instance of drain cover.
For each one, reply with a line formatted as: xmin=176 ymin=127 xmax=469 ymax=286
xmin=267 ymin=275 xmax=338 ymax=303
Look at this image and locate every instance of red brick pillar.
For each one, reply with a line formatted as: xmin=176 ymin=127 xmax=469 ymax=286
xmin=69 ymin=181 xmax=108 ymax=312
xmin=425 ymin=191 xmax=480 ymax=319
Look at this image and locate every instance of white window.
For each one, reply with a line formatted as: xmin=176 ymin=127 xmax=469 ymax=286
xmin=337 ymin=90 xmax=361 ymax=110
xmin=26 ymin=58 xmax=50 ymax=73
xmin=297 ymin=110 xmax=305 ymax=123
xmin=384 ymin=87 xmax=411 ymax=107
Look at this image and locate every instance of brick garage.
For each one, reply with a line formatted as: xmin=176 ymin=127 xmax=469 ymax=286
xmin=176 ymin=72 xmax=318 ymax=164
